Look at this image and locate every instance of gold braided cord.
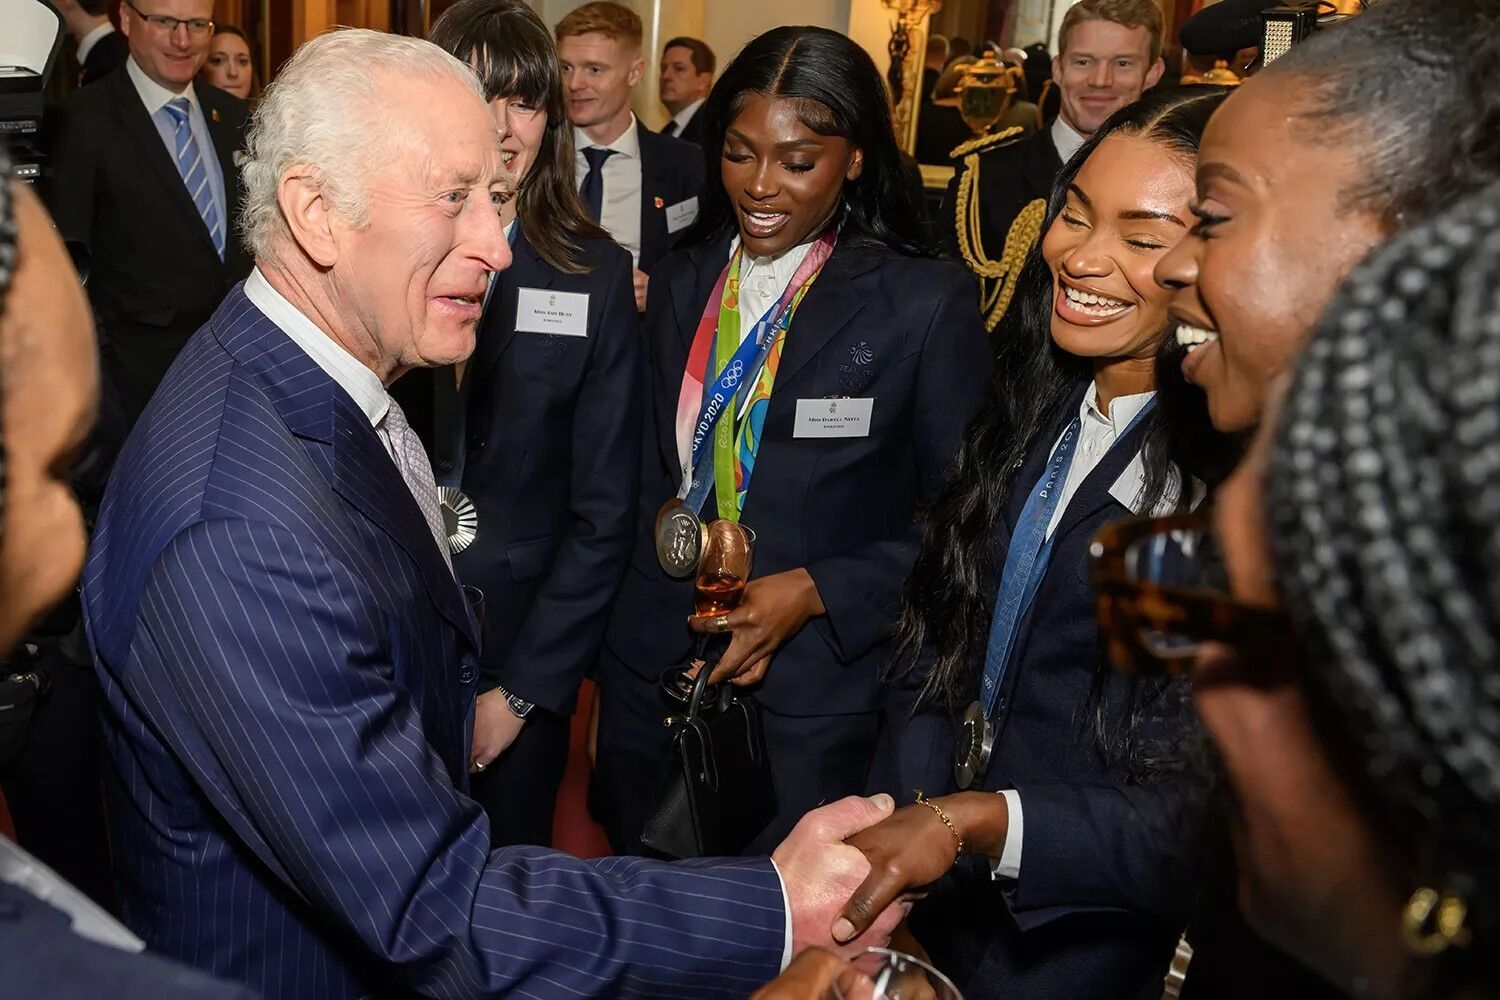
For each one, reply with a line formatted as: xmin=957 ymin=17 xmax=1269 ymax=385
xmin=983 ymin=199 xmax=1046 ymax=331
xmin=949 ymin=124 xmax=1024 ymax=161
xmin=953 ymin=142 xmax=1046 ymax=333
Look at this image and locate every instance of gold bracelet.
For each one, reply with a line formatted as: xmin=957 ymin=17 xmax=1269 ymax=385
xmin=913 ymin=788 xmax=965 ymax=863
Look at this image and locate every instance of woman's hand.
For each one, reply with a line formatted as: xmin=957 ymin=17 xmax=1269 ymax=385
xmin=469 ymin=688 xmax=526 ymax=773
xmin=749 ymin=948 xmax=874 ymax=1000
xmin=687 ymin=568 xmax=826 ymax=686
xmin=835 ymin=793 xmax=1009 ymax=943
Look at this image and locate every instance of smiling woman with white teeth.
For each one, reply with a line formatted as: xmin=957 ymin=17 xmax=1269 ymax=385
xmin=840 ymin=88 xmax=1240 ymax=999
xmin=1154 ymin=0 xmax=1500 ymax=435
xmin=592 ymin=26 xmax=990 ymax=860
xmin=398 ymin=0 xmax=643 ymax=851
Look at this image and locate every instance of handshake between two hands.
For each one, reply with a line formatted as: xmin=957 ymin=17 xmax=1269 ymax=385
xmin=762 ymin=791 xmax=1001 ymax=997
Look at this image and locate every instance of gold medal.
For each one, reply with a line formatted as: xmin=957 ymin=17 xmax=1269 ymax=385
xmin=654 ymin=499 xmax=706 ymax=578
xmin=953 ymin=700 xmax=995 ymax=790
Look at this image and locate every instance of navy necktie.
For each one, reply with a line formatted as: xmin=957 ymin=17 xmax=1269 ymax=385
xmin=661 ymin=120 xmax=679 ymax=137
xmin=164 ymin=97 xmax=225 ymax=259
xmin=579 ymin=146 xmax=616 ymax=223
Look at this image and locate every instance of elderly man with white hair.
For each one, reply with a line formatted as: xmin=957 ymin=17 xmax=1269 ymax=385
xmin=82 ymin=28 xmax=901 ymax=1000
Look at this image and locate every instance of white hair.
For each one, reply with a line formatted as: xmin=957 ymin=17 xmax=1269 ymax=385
xmin=240 ymin=28 xmax=485 ymax=260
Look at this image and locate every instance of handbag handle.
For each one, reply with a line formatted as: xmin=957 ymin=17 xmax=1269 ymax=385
xmin=686 ymin=635 xmax=716 ymax=718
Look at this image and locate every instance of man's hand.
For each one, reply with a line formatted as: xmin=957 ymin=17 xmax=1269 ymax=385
xmin=749 ymin=949 xmax=874 ymax=1000
xmin=632 ymin=268 xmax=649 ymax=312
xmin=688 ymin=568 xmax=825 ymax=686
xmin=469 ymin=688 xmax=525 ymax=773
xmin=837 ymin=793 xmax=1008 ymax=943
xmin=772 ymin=794 xmax=907 ymax=960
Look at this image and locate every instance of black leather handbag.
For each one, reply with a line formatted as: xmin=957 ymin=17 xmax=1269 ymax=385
xmin=640 ymin=652 xmax=778 ymax=859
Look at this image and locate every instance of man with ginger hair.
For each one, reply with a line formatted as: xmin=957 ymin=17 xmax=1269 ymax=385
xmin=557 ymin=1 xmax=702 ymax=310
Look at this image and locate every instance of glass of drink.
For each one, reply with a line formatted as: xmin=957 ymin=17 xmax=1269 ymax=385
xmin=840 ymin=948 xmax=963 ymax=1000
xmin=692 ymin=521 xmax=755 ymax=620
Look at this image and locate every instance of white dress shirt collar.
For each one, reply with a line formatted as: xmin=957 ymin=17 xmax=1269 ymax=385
xmin=1082 ymin=381 xmax=1154 ymax=436
xmin=1050 ymin=115 xmax=1088 ymax=165
xmin=243 ymin=268 xmax=390 ymax=429
xmin=76 ymin=22 xmax=115 ymax=65
xmin=732 ymin=235 xmax=816 ymax=315
xmin=575 ymin=114 xmax=641 ymax=158
xmin=126 ymin=54 xmax=197 ymax=109
xmin=669 ymin=99 xmax=705 ymax=134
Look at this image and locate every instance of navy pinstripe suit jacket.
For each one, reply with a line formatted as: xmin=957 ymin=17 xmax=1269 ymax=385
xmin=83 ymin=287 xmax=786 ymax=999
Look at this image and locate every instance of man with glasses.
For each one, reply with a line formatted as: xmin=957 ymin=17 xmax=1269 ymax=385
xmin=46 ymin=0 xmax=251 ymax=427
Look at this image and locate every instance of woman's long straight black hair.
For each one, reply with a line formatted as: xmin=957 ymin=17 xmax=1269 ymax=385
xmin=893 ymin=87 xmax=1239 ymax=749
xmin=430 ymin=0 xmax=609 ymax=274
xmin=683 ymin=25 xmax=933 ymax=257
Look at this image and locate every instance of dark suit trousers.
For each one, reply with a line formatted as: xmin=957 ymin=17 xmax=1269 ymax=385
xmin=591 ymin=647 xmax=881 ymax=856
xmin=467 ymin=708 xmax=570 ymax=848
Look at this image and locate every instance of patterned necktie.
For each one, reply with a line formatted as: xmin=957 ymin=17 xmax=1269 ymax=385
xmin=381 ymin=398 xmax=454 ymax=573
xmin=163 ymin=97 xmax=225 ymax=260
xmin=578 ymin=146 xmax=616 ymax=223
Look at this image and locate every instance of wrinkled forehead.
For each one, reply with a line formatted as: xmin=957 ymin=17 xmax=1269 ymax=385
xmin=365 ymin=79 xmax=508 ymax=194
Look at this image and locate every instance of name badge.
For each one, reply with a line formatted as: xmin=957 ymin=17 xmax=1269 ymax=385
xmin=793 ymin=398 xmax=874 ymax=438
xmin=515 ymin=288 xmax=589 ymax=337
xmin=665 ymin=196 xmax=699 ymax=234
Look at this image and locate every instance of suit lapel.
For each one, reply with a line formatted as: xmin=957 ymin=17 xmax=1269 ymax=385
xmin=769 ymin=242 xmax=880 ymax=393
xmin=326 ymin=397 xmax=477 ymax=648
xmin=1025 ymin=128 xmax=1063 ymax=198
xmin=637 ymin=123 xmax=669 ymax=267
xmin=471 ymin=229 xmax=550 ymax=388
xmin=652 ymin=240 xmax=729 ymax=481
xmin=112 ymin=73 xmax=220 ymax=262
xmin=222 ymin=290 xmax=478 ymax=650
xmin=1049 ymin=398 xmax=1153 ymax=549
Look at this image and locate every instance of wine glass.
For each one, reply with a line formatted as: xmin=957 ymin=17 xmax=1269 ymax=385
xmin=841 ymin=948 xmax=963 ymax=1000
xmin=692 ymin=520 xmax=756 ymax=620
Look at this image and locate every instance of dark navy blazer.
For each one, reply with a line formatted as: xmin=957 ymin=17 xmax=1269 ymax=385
xmin=601 ymin=237 xmax=991 ymax=718
xmin=82 ymin=287 xmax=787 ymax=999
xmin=879 ymin=382 xmax=1202 ymax=1000
xmin=635 ymin=122 xmax=705 ymax=273
xmin=430 ymin=229 xmax=641 ymax=713
xmin=0 ymin=882 xmax=261 ymax=999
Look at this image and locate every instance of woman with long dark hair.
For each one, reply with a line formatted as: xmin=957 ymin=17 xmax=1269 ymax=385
xmin=592 ymin=25 xmax=990 ymax=856
xmin=834 ymin=87 xmax=1236 ymax=998
xmin=418 ymin=0 xmax=642 ymax=849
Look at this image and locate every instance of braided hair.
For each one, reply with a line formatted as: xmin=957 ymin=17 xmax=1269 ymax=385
xmin=0 ymin=145 xmax=14 ymax=529
xmin=1269 ymin=179 xmax=1500 ymax=989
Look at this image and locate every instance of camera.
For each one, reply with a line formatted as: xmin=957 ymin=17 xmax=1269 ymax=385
xmin=0 ymin=0 xmax=65 ymax=182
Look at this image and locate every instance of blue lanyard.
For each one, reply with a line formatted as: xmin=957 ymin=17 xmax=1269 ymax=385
xmin=979 ymin=398 xmax=1156 ymax=717
xmin=679 ymin=290 xmax=796 ymax=512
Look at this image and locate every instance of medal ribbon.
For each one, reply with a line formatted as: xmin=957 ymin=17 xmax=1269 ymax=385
xmin=979 ymin=398 xmax=1156 ymax=718
xmin=674 ymin=230 xmax=836 ymax=521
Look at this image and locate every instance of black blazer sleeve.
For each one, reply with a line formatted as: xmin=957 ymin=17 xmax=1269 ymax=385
xmin=491 ymin=254 xmax=643 ymax=713
xmin=1001 ymin=767 xmax=1202 ymax=930
xmin=805 ymin=265 xmax=989 ymax=662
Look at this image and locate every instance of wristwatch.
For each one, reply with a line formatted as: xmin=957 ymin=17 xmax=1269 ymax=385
xmin=495 ymin=686 xmax=534 ymax=718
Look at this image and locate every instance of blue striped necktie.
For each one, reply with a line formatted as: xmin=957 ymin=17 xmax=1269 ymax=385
xmin=164 ymin=97 xmax=225 ymax=260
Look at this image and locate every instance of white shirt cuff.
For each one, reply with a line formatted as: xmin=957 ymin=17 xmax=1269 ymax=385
xmin=989 ymin=789 xmax=1024 ymax=880
xmin=769 ymin=857 xmax=794 ymax=970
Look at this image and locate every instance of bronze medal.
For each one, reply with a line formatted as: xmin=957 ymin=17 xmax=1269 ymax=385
xmin=437 ymin=487 xmax=479 ymax=555
xmin=953 ymin=700 xmax=995 ymax=790
xmin=654 ymin=498 xmax=706 ymax=578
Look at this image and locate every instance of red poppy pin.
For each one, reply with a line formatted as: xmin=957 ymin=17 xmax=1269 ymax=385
xmin=654 ymin=196 xmax=665 ymax=209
